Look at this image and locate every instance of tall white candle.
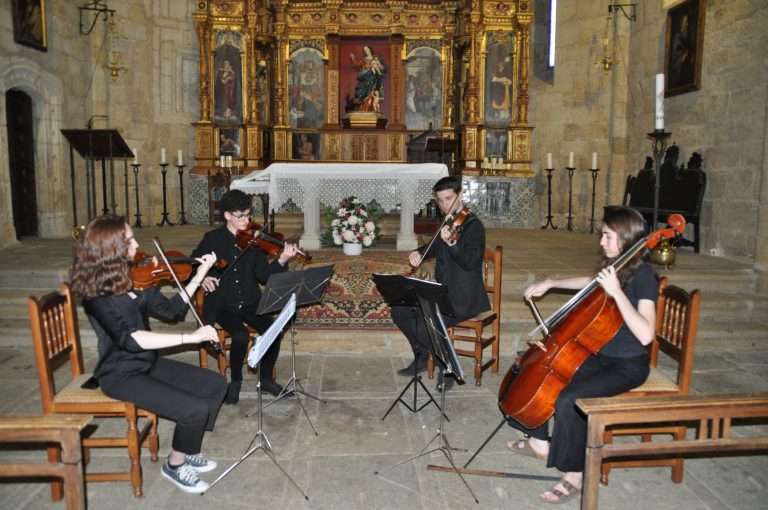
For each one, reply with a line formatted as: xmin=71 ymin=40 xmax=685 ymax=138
xmin=219 ymin=155 xmax=225 ymax=167
xmin=160 ymin=147 xmax=167 ymax=164
xmin=177 ymin=150 xmax=183 ymax=166
xmin=547 ymin=152 xmax=553 ymax=169
xmin=568 ymin=152 xmax=574 ymax=168
xmin=655 ymin=73 xmax=664 ymax=130
xmin=226 ymin=155 xmax=232 ymax=168
xmin=591 ymin=152 xmax=598 ymax=170
xmin=132 ymin=148 xmax=138 ymax=165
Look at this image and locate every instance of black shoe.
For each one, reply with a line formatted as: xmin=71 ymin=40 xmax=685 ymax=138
xmin=436 ymin=372 xmax=455 ymax=393
xmin=224 ymin=380 xmax=241 ymax=405
xmin=260 ymin=379 xmax=287 ymax=397
xmin=397 ymin=355 xmax=428 ymax=376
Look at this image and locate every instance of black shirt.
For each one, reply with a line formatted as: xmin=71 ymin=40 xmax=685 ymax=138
xmin=599 ymin=262 xmax=659 ymax=358
xmin=84 ymin=287 xmax=187 ymax=380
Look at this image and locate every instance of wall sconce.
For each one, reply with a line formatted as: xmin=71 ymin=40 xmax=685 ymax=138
xmin=79 ymin=0 xmax=115 ymax=35
xmin=596 ymin=2 xmax=636 ymax=72
xmin=105 ymin=16 xmax=127 ymax=79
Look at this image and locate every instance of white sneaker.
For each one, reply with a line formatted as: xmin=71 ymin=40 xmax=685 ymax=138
xmin=161 ymin=461 xmax=209 ymax=494
xmin=185 ymin=453 xmax=217 ymax=473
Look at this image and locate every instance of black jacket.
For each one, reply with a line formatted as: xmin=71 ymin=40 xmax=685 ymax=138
xmin=420 ymin=213 xmax=490 ymax=321
xmin=191 ymin=226 xmax=286 ymax=323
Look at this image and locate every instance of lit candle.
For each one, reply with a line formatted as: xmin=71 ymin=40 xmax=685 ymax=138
xmin=177 ymin=150 xmax=183 ymax=166
xmin=568 ymin=152 xmax=574 ymax=168
xmin=655 ymin=73 xmax=664 ymax=130
xmin=219 ymin=155 xmax=225 ymax=167
xmin=160 ymin=147 xmax=167 ymax=164
xmin=226 ymin=155 xmax=232 ymax=168
xmin=546 ymin=152 xmax=553 ymax=169
xmin=132 ymin=147 xmax=138 ymax=165
xmin=591 ymin=152 xmax=598 ymax=170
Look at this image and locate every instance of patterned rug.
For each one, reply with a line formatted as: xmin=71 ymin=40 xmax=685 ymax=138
xmin=294 ymin=250 xmax=411 ymax=329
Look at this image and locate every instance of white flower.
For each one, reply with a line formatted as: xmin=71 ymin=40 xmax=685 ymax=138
xmin=332 ymin=233 xmax=342 ymax=245
xmin=347 ymin=215 xmax=359 ymax=225
xmin=362 ymin=236 xmax=373 ymax=247
xmin=352 ymin=198 xmax=361 ymax=205
xmin=365 ymin=221 xmax=375 ymax=233
xmin=331 ymin=219 xmax=340 ymax=227
xmin=342 ymin=230 xmax=356 ymax=242
xmin=338 ymin=207 xmax=347 ymax=217
xmin=359 ymin=209 xmax=368 ymax=217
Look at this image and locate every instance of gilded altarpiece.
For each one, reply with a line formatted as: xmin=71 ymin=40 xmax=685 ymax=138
xmin=192 ymin=0 xmax=534 ymax=177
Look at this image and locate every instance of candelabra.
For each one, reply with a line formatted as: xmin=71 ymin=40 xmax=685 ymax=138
xmin=541 ymin=167 xmax=557 ymax=230
xmin=130 ymin=163 xmax=143 ymax=228
xmin=647 ymin=129 xmax=672 ymax=229
xmin=565 ymin=165 xmax=576 ymax=231
xmin=176 ymin=163 xmax=189 ymax=225
xmin=589 ymin=167 xmax=600 ymax=234
xmin=157 ymin=163 xmax=175 ymax=227
xmin=122 ymin=159 xmax=130 ymax=221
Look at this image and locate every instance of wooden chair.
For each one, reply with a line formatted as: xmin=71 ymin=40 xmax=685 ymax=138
xmin=194 ymin=288 xmax=256 ymax=375
xmin=0 ymin=414 xmax=91 ymax=510
xmin=28 ymin=283 xmax=159 ymax=499
xmin=600 ymin=276 xmax=701 ymax=484
xmin=427 ymin=246 xmax=503 ymax=385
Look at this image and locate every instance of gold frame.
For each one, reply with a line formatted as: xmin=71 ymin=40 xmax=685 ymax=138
xmin=12 ymin=0 xmax=47 ymax=51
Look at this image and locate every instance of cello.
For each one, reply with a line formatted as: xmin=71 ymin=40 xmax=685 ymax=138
xmin=498 ymin=214 xmax=686 ymax=429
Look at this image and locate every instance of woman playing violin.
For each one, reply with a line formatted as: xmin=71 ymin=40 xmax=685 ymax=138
xmin=70 ymin=215 xmax=227 ymax=494
xmin=192 ymin=189 xmax=300 ymax=404
xmin=391 ymin=176 xmax=490 ymax=392
xmin=511 ymin=206 xmax=657 ymax=504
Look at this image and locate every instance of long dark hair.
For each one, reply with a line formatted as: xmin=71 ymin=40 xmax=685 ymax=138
xmin=70 ymin=215 xmax=132 ymax=299
xmin=599 ymin=206 xmax=649 ymax=287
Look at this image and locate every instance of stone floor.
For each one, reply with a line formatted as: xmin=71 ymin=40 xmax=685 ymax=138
xmin=0 ymin=226 xmax=767 ymax=509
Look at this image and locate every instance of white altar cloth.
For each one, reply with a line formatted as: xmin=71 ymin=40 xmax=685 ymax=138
xmin=230 ymin=162 xmax=448 ymax=250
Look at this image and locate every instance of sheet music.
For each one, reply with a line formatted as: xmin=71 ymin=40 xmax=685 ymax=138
xmin=248 ymin=293 xmax=296 ymax=368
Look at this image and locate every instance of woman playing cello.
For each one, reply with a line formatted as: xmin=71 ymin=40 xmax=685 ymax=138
xmin=70 ymin=215 xmax=227 ymax=494
xmin=510 ymin=206 xmax=657 ymax=503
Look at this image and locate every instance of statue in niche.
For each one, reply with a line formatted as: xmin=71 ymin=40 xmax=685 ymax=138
xmin=347 ymin=45 xmax=386 ymax=112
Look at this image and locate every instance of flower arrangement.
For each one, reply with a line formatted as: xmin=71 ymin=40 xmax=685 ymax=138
xmin=321 ymin=196 xmax=381 ymax=248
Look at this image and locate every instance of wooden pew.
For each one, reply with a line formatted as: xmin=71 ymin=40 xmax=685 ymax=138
xmin=577 ymin=393 xmax=768 ymax=510
xmin=0 ymin=414 xmax=92 ymax=510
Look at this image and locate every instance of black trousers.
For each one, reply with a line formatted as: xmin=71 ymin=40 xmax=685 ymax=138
xmin=507 ymin=354 xmax=649 ymax=473
xmin=100 ymin=357 xmax=227 ymax=455
xmin=215 ymin=303 xmax=282 ymax=383
xmin=390 ymin=304 xmax=461 ymax=359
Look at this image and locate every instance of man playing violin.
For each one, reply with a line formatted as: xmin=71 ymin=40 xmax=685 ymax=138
xmin=391 ymin=176 xmax=490 ymax=392
xmin=192 ymin=189 xmax=300 ymax=404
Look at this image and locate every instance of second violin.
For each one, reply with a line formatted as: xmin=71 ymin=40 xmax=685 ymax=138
xmin=235 ymin=222 xmax=311 ymax=263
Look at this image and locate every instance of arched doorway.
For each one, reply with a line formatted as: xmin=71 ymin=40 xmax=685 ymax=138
xmin=5 ymin=89 xmax=38 ymax=238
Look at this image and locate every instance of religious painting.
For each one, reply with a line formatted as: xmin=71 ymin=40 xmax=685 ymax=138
xmin=485 ymin=129 xmax=508 ymax=159
xmin=213 ymin=30 xmax=243 ymax=125
xmin=292 ymin=133 xmax=320 ymax=161
xmin=339 ymin=39 xmax=389 ymax=116
xmin=12 ymin=0 xmax=47 ymax=51
xmin=219 ymin=128 xmax=240 ymax=156
xmin=484 ymin=32 xmax=515 ymax=126
xmin=405 ymin=47 xmax=443 ymax=131
xmin=255 ymin=59 xmax=270 ymax=124
xmin=288 ymin=49 xmax=325 ymax=128
xmin=664 ymin=0 xmax=705 ymax=96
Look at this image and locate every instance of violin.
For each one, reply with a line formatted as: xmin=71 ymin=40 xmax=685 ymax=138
xmin=235 ymin=222 xmax=312 ymax=263
xmin=131 ymin=250 xmax=227 ymax=290
xmin=445 ymin=205 xmax=472 ymax=243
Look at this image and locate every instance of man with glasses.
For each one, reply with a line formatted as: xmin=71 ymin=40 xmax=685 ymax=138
xmin=192 ymin=189 xmax=299 ymax=404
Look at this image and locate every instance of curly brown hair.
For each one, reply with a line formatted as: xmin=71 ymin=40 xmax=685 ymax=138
xmin=70 ymin=215 xmax=133 ymax=299
xmin=599 ymin=206 xmax=650 ymax=287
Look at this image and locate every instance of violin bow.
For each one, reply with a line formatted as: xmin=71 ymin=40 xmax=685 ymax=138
xmin=151 ymin=237 xmax=224 ymax=354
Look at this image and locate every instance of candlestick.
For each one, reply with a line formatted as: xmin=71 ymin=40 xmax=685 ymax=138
xmin=591 ymin=152 xmax=598 ymax=170
xmin=542 ymin=166 xmax=557 ymax=230
xmin=655 ymin=74 xmax=665 ymax=130
xmin=589 ymin=167 xmax=600 ymax=233
xmin=131 ymin=163 xmax=143 ymax=228
xmin=546 ymin=152 xmax=553 ymax=169
xmin=160 ymin=147 xmax=167 ymax=164
xmin=566 ymin=164 xmax=576 ymax=231
xmin=177 ymin=149 xmax=183 ymax=166
xmin=176 ymin=163 xmax=188 ymax=225
xmin=157 ymin=163 xmax=175 ymax=227
xmin=568 ymin=152 xmax=574 ymax=168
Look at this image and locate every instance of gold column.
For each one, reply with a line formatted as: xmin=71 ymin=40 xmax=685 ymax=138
xmin=389 ymin=34 xmax=405 ymax=129
xmin=516 ymin=19 xmax=531 ymax=124
xmin=195 ymin=19 xmax=211 ymax=122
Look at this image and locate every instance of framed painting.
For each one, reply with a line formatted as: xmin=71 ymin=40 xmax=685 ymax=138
xmin=218 ymin=128 xmax=241 ymax=156
xmin=213 ymin=30 xmax=243 ymax=125
xmin=485 ymin=129 xmax=508 ymax=159
xmin=292 ymin=132 xmax=320 ymax=161
xmin=665 ymin=0 xmax=706 ymax=96
xmin=288 ymin=49 xmax=325 ymax=129
xmin=484 ymin=32 xmax=515 ymax=127
xmin=405 ymin=46 xmax=443 ymax=131
xmin=12 ymin=0 xmax=47 ymax=51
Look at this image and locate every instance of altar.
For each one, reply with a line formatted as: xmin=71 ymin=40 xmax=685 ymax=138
xmin=230 ymin=163 xmax=448 ymax=250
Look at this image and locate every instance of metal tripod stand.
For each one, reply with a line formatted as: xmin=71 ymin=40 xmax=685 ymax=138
xmin=375 ymin=372 xmax=478 ymax=504
xmin=380 ymin=360 xmax=447 ymax=421
xmin=205 ymin=362 xmax=309 ymax=499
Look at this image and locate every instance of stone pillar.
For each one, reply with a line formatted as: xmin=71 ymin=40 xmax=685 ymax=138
xmin=756 ymin=95 xmax=768 ymax=295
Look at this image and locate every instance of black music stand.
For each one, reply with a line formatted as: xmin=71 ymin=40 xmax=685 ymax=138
xmin=61 ymin=129 xmax=133 ymax=225
xmin=245 ymin=265 xmax=334 ymax=436
xmin=205 ymin=294 xmax=308 ymax=500
xmin=374 ymin=274 xmax=463 ymax=421
xmin=373 ymin=274 xmax=477 ymax=503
